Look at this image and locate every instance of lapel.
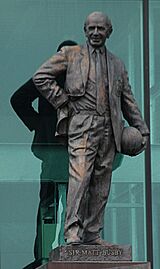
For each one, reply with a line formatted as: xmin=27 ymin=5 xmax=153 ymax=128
xmin=79 ymin=44 xmax=89 ymax=88
xmin=106 ymin=49 xmax=114 ymax=94
xmin=78 ymin=45 xmax=115 ymax=92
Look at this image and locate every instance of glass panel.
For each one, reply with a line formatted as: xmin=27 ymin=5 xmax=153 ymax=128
xmin=0 ymin=0 xmax=147 ymax=268
xmin=149 ymin=1 xmax=160 ymax=269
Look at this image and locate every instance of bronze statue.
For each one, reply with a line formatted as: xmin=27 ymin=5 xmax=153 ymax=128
xmin=32 ymin=11 xmax=149 ymax=246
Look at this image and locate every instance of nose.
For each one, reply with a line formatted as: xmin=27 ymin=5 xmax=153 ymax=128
xmin=93 ymin=27 xmax=98 ymax=35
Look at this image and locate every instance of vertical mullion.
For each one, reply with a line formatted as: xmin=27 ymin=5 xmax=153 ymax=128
xmin=143 ymin=0 xmax=153 ymax=268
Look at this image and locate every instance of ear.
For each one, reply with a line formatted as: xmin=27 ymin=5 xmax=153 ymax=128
xmin=106 ymin=26 xmax=113 ymax=38
xmin=84 ymin=26 xmax=88 ymax=38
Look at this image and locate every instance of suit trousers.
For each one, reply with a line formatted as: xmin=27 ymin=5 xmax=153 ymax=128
xmin=64 ymin=112 xmax=116 ymax=241
xmin=34 ymin=151 xmax=55 ymax=260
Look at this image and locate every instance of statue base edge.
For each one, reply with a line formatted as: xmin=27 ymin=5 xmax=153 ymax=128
xmin=36 ymin=261 xmax=151 ymax=269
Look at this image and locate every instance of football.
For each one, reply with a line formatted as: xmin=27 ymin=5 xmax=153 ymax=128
xmin=121 ymin=126 xmax=143 ymax=156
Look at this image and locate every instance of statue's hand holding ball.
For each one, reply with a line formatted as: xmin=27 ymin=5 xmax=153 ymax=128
xmin=121 ymin=127 xmax=148 ymax=156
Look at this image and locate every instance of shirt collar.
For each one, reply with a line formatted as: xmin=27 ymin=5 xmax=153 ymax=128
xmin=87 ymin=42 xmax=106 ymax=55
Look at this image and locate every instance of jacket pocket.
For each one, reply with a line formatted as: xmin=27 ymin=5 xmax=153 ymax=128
xmin=65 ymin=65 xmax=85 ymax=97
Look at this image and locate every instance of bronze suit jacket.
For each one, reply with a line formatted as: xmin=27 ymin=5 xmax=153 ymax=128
xmin=33 ymin=44 xmax=149 ymax=152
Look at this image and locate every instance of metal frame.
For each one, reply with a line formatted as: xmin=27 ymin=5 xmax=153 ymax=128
xmin=143 ymin=0 xmax=153 ymax=268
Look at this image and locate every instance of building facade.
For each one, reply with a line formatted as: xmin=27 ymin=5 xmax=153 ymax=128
xmin=0 ymin=0 xmax=159 ymax=268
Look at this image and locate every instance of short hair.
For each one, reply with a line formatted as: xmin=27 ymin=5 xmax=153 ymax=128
xmin=57 ymin=40 xmax=77 ymax=52
xmin=84 ymin=12 xmax=113 ymax=39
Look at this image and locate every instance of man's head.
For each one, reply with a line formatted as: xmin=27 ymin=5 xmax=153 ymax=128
xmin=57 ymin=40 xmax=77 ymax=52
xmin=84 ymin=11 xmax=113 ymax=48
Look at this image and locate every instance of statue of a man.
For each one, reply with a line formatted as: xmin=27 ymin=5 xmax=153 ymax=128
xmin=32 ymin=11 xmax=149 ymax=246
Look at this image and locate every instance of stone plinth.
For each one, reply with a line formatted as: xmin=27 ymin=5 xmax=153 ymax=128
xmin=49 ymin=244 xmax=132 ymax=262
xmin=37 ymin=261 xmax=151 ymax=269
xmin=36 ymin=245 xmax=150 ymax=269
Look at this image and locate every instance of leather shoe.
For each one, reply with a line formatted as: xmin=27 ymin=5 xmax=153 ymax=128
xmin=66 ymin=237 xmax=81 ymax=245
xmin=65 ymin=223 xmax=81 ymax=245
xmin=83 ymin=237 xmax=113 ymax=246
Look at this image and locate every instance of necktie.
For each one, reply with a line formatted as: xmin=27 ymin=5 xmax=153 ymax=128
xmin=95 ymin=49 xmax=107 ymax=115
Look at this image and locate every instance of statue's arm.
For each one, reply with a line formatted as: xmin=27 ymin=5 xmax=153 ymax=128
xmin=121 ymin=66 xmax=149 ymax=136
xmin=32 ymin=47 xmax=69 ymax=109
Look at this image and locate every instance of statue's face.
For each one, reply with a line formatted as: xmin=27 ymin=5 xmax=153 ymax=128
xmin=84 ymin=13 xmax=108 ymax=48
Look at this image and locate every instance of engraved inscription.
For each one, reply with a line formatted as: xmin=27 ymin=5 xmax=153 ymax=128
xmin=50 ymin=244 xmax=132 ymax=261
xmin=66 ymin=248 xmax=123 ymax=257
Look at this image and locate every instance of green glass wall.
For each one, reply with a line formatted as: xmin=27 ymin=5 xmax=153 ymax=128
xmin=149 ymin=1 xmax=160 ymax=269
xmin=0 ymin=0 xmax=158 ymax=268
